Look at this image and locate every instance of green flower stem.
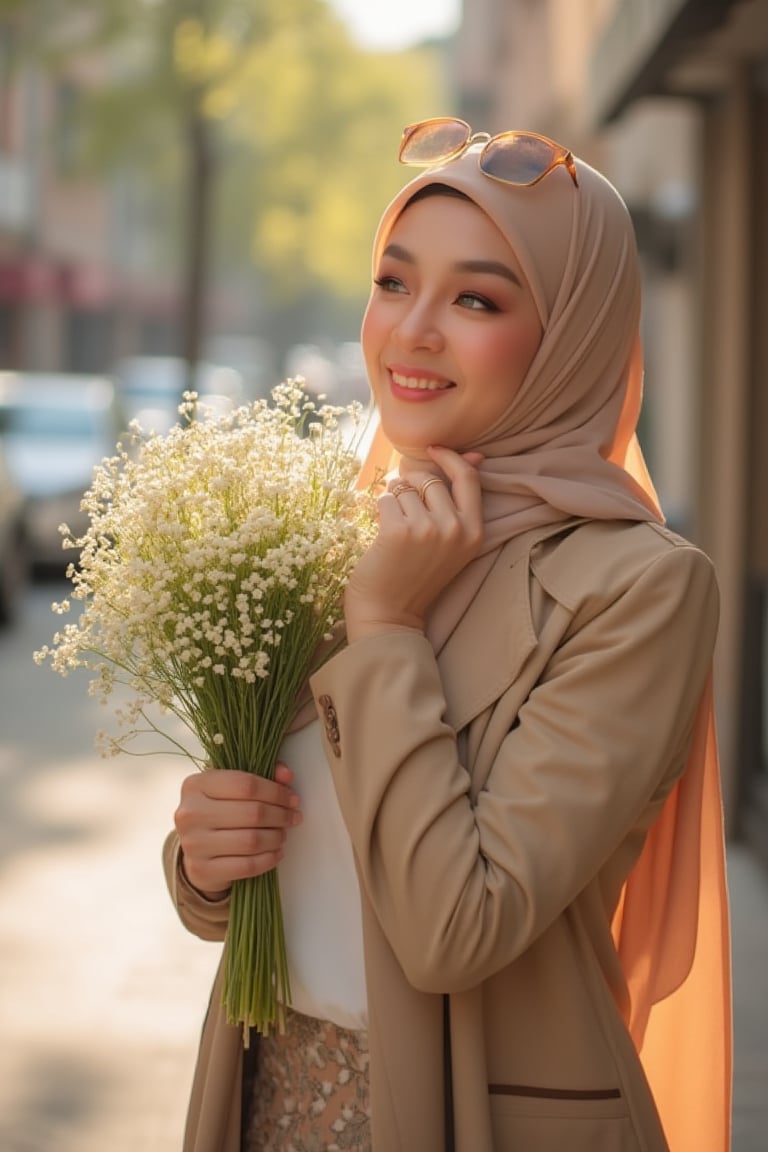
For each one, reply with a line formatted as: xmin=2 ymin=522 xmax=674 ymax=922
xmin=223 ymin=868 xmax=290 ymax=1042
xmin=203 ymin=621 xmax=325 ymax=1037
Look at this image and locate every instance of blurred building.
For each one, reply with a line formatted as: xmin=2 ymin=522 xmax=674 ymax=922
xmin=457 ymin=0 xmax=768 ymax=860
xmin=0 ymin=12 xmax=179 ymax=374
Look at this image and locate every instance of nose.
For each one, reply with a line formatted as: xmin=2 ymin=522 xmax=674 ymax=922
xmin=392 ymin=299 xmax=445 ymax=353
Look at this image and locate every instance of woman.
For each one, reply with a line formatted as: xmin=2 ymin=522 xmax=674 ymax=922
xmin=165 ymin=119 xmax=732 ymax=1152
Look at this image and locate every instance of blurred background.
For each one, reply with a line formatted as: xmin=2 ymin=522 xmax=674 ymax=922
xmin=0 ymin=0 xmax=766 ymax=1149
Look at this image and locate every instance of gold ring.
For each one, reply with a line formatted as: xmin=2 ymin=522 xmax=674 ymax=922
xmin=419 ymin=477 xmax=446 ymax=502
xmin=391 ymin=481 xmax=417 ymax=498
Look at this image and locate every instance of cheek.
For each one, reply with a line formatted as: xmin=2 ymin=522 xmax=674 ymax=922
xmin=469 ymin=333 xmax=520 ymax=384
xmin=477 ymin=323 xmax=541 ymax=384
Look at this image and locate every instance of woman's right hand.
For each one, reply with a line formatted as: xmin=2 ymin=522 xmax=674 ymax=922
xmin=173 ymin=763 xmax=302 ymax=900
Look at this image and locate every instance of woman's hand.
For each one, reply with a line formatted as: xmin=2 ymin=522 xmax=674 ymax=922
xmin=173 ymin=762 xmax=302 ymax=900
xmin=344 ymin=445 xmax=484 ymax=643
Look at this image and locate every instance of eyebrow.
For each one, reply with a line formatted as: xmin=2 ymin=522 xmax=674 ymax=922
xmin=382 ymin=243 xmax=523 ymax=287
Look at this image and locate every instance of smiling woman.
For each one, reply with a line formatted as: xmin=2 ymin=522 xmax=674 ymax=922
xmin=163 ymin=119 xmax=731 ymax=1152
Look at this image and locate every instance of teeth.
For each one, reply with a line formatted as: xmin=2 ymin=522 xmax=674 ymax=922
xmin=392 ymin=371 xmax=451 ymax=391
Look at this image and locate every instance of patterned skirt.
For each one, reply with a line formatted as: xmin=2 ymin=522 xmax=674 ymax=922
xmin=242 ymin=1010 xmax=372 ymax=1151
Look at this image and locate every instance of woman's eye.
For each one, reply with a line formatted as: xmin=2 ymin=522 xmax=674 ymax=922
xmin=373 ymin=275 xmax=406 ymax=294
xmin=456 ymin=292 xmax=497 ymax=312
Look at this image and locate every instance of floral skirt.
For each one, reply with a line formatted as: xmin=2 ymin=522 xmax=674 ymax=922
xmin=243 ymin=1010 xmax=372 ymax=1152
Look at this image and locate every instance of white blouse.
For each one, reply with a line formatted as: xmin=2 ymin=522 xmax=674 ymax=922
xmin=277 ymin=720 xmax=368 ymax=1030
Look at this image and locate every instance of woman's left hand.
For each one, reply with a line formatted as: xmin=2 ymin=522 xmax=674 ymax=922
xmin=344 ymin=445 xmax=484 ymax=642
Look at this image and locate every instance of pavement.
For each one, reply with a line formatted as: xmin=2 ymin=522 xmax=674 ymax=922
xmin=728 ymin=841 xmax=768 ymax=1152
xmin=0 ymin=743 xmax=221 ymax=1152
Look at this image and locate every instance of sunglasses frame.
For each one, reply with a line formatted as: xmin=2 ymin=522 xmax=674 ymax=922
xmin=399 ymin=117 xmax=579 ymax=189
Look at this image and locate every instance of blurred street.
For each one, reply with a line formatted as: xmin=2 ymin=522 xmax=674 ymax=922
xmin=0 ymin=579 xmax=219 ymax=1152
xmin=0 ymin=579 xmax=766 ymax=1151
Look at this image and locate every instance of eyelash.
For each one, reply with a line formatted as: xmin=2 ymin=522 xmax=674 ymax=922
xmin=373 ymin=275 xmax=404 ymax=292
xmin=373 ymin=277 xmax=500 ymax=313
xmin=456 ymin=292 xmax=498 ymax=313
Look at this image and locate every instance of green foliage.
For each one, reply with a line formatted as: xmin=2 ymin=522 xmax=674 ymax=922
xmin=9 ymin=0 xmax=453 ymax=318
xmin=222 ymin=26 xmax=446 ymax=301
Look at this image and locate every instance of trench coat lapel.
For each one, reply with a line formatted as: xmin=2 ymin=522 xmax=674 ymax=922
xmin=437 ymin=524 xmax=571 ymax=734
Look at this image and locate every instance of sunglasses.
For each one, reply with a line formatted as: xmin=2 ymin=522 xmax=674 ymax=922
xmin=398 ymin=117 xmax=579 ymax=189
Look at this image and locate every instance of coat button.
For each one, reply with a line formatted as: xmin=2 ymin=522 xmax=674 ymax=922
xmin=318 ymin=694 xmax=341 ymax=757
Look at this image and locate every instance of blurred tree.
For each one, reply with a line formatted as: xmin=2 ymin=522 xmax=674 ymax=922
xmin=3 ymin=0 xmax=448 ymax=373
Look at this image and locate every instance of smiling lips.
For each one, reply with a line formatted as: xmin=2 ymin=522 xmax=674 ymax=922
xmin=390 ymin=369 xmax=455 ymax=394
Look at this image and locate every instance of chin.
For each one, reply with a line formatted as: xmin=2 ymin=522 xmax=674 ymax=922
xmin=388 ymin=438 xmax=433 ymax=463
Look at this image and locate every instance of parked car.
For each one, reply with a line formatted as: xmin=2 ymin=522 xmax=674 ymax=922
xmin=0 ymin=436 xmax=28 ymax=624
xmin=0 ymin=372 xmax=121 ymax=571
xmin=112 ymin=356 xmax=245 ymax=435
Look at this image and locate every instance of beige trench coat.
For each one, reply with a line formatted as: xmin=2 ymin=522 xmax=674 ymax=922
xmin=163 ymin=517 xmax=719 ymax=1152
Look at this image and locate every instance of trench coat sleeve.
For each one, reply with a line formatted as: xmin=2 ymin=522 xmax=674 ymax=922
xmin=309 ymin=542 xmax=718 ymax=994
xmin=162 ymin=830 xmax=231 ymax=942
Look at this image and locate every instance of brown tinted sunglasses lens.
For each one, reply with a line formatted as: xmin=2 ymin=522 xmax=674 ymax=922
xmin=480 ymin=134 xmax=562 ymax=185
xmin=399 ymin=120 xmax=470 ymax=164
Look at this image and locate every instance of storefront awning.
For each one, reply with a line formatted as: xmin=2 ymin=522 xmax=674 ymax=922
xmin=588 ymin=0 xmax=738 ymax=125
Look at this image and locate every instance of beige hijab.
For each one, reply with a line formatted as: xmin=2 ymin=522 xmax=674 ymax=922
xmin=357 ymin=145 xmax=732 ymax=1151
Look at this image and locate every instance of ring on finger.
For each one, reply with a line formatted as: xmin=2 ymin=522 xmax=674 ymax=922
xmin=391 ymin=481 xmax=418 ymax=498
xmin=419 ymin=477 xmax=446 ymax=502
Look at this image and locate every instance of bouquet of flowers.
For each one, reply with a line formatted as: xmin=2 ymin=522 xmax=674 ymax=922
xmin=34 ymin=382 xmax=377 ymax=1038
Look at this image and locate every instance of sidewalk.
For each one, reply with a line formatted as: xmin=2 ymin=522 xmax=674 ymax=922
xmin=0 ymin=744 xmax=221 ymax=1152
xmin=728 ymin=840 xmax=768 ymax=1152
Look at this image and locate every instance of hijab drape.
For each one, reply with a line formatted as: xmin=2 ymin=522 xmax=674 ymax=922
xmin=357 ymin=146 xmax=731 ymax=1152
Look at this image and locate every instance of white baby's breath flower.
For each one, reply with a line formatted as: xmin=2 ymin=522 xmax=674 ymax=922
xmin=34 ymin=379 xmax=378 ymax=1039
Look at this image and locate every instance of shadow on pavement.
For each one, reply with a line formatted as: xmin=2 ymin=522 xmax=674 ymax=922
xmin=0 ymin=1048 xmax=114 ymax=1151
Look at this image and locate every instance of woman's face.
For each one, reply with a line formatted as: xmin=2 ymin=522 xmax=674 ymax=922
xmin=361 ymin=193 xmax=543 ymax=459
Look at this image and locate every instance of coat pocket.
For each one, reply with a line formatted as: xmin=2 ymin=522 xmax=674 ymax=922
xmin=489 ymin=1086 xmax=639 ymax=1152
